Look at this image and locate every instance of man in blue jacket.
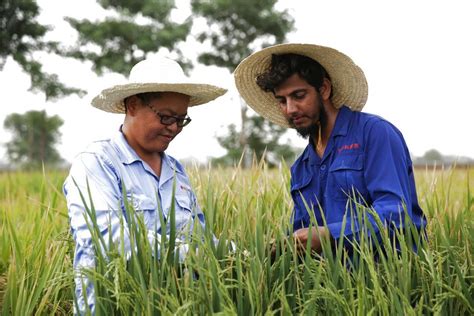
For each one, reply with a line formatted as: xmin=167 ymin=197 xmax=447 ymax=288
xmin=234 ymin=43 xmax=426 ymax=255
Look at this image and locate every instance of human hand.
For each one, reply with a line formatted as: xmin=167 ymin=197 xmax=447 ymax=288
xmin=292 ymin=226 xmax=328 ymax=254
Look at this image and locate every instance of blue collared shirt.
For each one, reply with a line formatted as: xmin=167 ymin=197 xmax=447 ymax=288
xmin=63 ymin=128 xmax=205 ymax=314
xmin=290 ymin=106 xmax=426 ymax=248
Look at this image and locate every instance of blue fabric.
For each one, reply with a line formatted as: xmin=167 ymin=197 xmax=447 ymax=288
xmin=63 ymin=128 xmax=205 ymax=315
xmin=290 ymin=106 xmax=426 ymax=248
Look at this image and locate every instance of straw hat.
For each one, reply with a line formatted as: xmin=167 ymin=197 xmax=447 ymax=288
xmin=92 ymin=56 xmax=227 ymax=113
xmin=233 ymin=43 xmax=368 ymax=127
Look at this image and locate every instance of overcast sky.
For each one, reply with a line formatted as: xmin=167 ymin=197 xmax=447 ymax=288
xmin=1 ymin=0 xmax=473 ymax=164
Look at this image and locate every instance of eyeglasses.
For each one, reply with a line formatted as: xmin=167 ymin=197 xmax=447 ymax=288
xmin=147 ymin=104 xmax=192 ymax=127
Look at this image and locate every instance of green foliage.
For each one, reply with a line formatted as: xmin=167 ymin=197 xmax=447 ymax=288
xmin=213 ymin=116 xmax=298 ymax=167
xmin=423 ymin=149 xmax=444 ymax=162
xmin=0 ymin=170 xmax=72 ymax=315
xmin=3 ymin=110 xmax=64 ymax=169
xmin=191 ymin=0 xmax=294 ymax=71
xmin=65 ymin=0 xmax=193 ymax=76
xmin=191 ymin=0 xmax=296 ymax=167
xmin=0 ymin=0 xmax=85 ymax=99
xmin=0 ymin=0 xmax=47 ymax=61
xmin=1 ymin=166 xmax=473 ymax=315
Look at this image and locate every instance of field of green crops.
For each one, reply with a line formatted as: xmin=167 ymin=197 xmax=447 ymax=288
xmin=0 ymin=165 xmax=473 ymax=315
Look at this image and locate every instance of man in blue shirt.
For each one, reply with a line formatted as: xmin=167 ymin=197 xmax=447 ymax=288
xmin=234 ymin=43 xmax=426 ymax=255
xmin=63 ymin=56 xmax=226 ymax=314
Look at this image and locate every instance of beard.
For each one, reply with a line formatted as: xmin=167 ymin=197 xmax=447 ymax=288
xmin=295 ymin=123 xmax=318 ymax=139
xmin=289 ymin=94 xmax=326 ymax=139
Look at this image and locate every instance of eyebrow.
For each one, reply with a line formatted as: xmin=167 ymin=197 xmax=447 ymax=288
xmin=274 ymin=88 xmax=307 ymax=99
xmin=155 ymin=108 xmax=188 ymax=117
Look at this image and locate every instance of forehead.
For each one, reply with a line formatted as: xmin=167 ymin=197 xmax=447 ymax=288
xmin=148 ymin=92 xmax=190 ymax=113
xmin=274 ymin=74 xmax=314 ymax=96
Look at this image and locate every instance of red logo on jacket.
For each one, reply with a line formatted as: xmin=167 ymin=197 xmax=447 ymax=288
xmin=337 ymin=143 xmax=360 ymax=153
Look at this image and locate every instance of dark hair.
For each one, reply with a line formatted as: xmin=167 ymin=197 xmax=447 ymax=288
xmin=133 ymin=92 xmax=162 ymax=105
xmin=124 ymin=92 xmax=162 ymax=112
xmin=256 ymin=53 xmax=331 ymax=94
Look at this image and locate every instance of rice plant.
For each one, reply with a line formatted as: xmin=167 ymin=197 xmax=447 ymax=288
xmin=0 ymin=165 xmax=472 ymax=315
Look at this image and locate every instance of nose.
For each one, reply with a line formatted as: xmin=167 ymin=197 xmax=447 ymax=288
xmin=165 ymin=121 xmax=181 ymax=133
xmin=285 ymin=99 xmax=298 ymax=115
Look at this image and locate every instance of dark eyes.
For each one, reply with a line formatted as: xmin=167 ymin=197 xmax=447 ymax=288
xmin=277 ymin=98 xmax=286 ymax=105
xmin=276 ymin=91 xmax=306 ymax=106
xmin=147 ymin=104 xmax=192 ymax=127
xmin=294 ymin=91 xmax=306 ymax=99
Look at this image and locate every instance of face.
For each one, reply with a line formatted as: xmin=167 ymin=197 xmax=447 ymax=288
xmin=274 ymin=74 xmax=324 ymax=138
xmin=124 ymin=92 xmax=191 ymax=158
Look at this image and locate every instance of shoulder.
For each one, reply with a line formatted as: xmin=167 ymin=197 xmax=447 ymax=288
xmin=68 ymin=138 xmax=119 ymax=175
xmin=353 ymin=111 xmax=404 ymax=139
xmin=71 ymin=137 xmax=112 ymax=156
xmin=353 ymin=110 xmax=385 ymax=127
xmin=355 ymin=112 xmax=411 ymax=160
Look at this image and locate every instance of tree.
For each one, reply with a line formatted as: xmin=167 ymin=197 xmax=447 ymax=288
xmin=412 ymin=149 xmax=444 ymax=166
xmin=0 ymin=0 xmax=84 ymax=99
xmin=62 ymin=0 xmax=296 ymax=166
xmin=212 ymin=116 xmax=298 ymax=167
xmin=64 ymin=0 xmax=193 ymax=76
xmin=3 ymin=110 xmax=64 ymax=169
xmin=422 ymin=149 xmax=444 ymax=163
xmin=191 ymin=0 xmax=295 ymax=167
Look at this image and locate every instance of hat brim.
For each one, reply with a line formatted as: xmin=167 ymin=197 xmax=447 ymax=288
xmin=91 ymin=83 xmax=227 ymax=113
xmin=234 ymin=43 xmax=368 ymax=127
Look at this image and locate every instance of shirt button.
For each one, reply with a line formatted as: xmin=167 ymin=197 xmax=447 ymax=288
xmin=320 ymin=164 xmax=326 ymax=171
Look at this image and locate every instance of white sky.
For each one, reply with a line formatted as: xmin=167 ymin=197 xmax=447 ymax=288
xmin=1 ymin=0 xmax=473 ymax=164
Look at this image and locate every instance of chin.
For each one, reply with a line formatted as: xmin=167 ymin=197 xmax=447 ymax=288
xmin=147 ymin=143 xmax=169 ymax=154
xmin=157 ymin=145 xmax=169 ymax=152
xmin=296 ymin=128 xmax=311 ymax=139
xmin=296 ymin=123 xmax=318 ymax=139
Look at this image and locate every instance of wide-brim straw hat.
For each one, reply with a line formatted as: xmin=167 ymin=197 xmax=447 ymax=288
xmin=92 ymin=56 xmax=227 ymax=113
xmin=234 ymin=43 xmax=368 ymax=127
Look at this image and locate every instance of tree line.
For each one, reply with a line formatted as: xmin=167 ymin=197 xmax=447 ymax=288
xmin=1 ymin=0 xmax=298 ymax=169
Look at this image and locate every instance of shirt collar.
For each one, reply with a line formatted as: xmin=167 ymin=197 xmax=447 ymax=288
xmin=159 ymin=154 xmax=182 ymax=185
xmin=331 ymin=105 xmax=352 ymax=137
xmin=300 ymin=105 xmax=353 ymax=163
xmin=112 ymin=127 xmax=141 ymax=165
xmin=301 ymin=141 xmax=319 ymax=165
xmin=112 ymin=126 xmax=180 ymax=175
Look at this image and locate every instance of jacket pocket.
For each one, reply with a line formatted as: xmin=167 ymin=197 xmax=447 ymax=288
xmin=174 ymin=189 xmax=194 ymax=212
xmin=328 ymin=154 xmax=367 ymax=201
xmin=129 ymin=194 xmax=157 ymax=211
xmin=125 ymin=194 xmax=158 ymax=229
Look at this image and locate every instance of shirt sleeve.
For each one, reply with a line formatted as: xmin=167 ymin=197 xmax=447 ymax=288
xmin=64 ymin=152 xmax=128 ymax=315
xmin=327 ymin=119 xmax=414 ymax=246
xmin=64 ymin=152 xmax=198 ymax=314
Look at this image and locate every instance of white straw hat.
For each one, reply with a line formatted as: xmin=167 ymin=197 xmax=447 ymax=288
xmin=92 ymin=56 xmax=227 ymax=113
xmin=234 ymin=43 xmax=368 ymax=127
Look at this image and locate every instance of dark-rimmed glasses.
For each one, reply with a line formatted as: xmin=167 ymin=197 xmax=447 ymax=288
xmin=147 ymin=104 xmax=192 ymax=127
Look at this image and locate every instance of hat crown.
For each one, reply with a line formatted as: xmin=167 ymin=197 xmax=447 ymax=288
xmin=129 ymin=56 xmax=188 ymax=84
xmin=91 ymin=55 xmax=227 ymax=113
xmin=233 ymin=43 xmax=368 ymax=127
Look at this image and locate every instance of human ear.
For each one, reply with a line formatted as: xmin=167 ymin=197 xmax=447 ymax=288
xmin=319 ymin=78 xmax=332 ymax=101
xmin=125 ymin=95 xmax=140 ymax=115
